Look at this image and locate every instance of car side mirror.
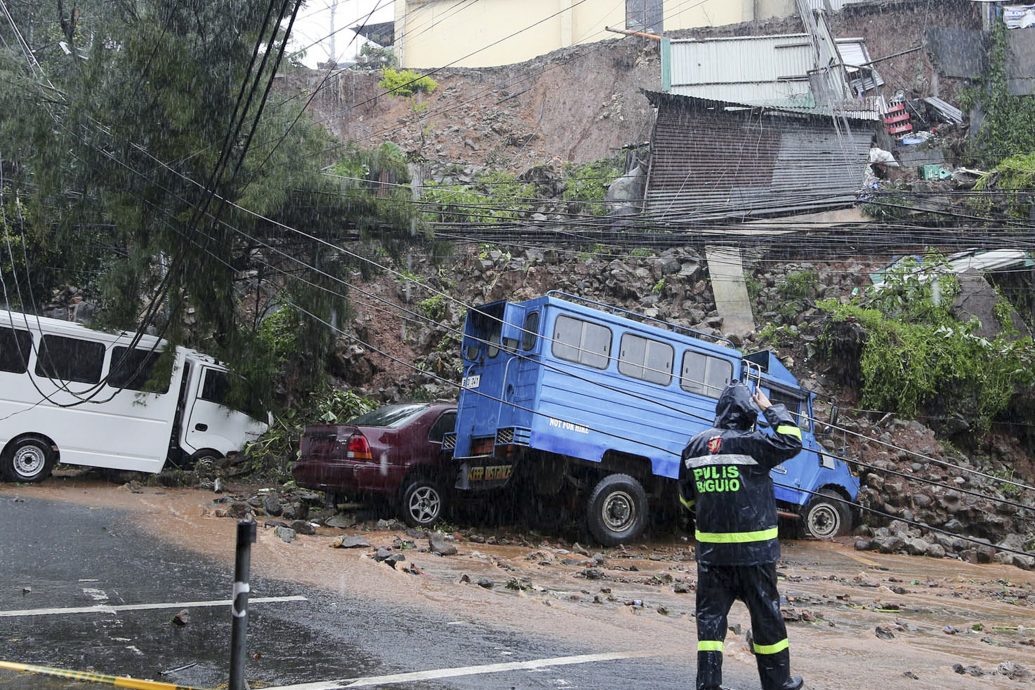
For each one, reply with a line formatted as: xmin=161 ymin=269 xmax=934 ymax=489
xmin=821 ymin=405 xmax=839 ymax=436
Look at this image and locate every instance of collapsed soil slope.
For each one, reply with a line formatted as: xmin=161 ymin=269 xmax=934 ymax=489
xmin=283 ymin=0 xmax=978 ymax=170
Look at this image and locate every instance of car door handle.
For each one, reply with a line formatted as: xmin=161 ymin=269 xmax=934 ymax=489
xmin=195 ymin=423 xmax=208 ymax=432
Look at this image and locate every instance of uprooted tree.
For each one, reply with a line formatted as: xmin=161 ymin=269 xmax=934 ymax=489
xmin=0 ymin=0 xmax=418 ymax=407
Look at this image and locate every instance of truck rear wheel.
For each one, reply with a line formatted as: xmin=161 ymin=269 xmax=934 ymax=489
xmin=586 ymin=473 xmax=648 ymax=546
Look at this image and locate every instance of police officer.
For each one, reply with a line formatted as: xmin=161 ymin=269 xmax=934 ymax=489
xmin=679 ymin=381 xmax=805 ymax=690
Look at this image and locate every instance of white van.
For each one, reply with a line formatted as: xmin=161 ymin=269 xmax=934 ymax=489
xmin=0 ymin=310 xmax=270 ymax=482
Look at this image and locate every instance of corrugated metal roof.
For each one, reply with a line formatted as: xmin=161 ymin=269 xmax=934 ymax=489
xmin=800 ymin=0 xmax=877 ymax=11
xmin=667 ymin=34 xmax=884 ymax=114
xmin=642 ymin=91 xmax=875 ymax=224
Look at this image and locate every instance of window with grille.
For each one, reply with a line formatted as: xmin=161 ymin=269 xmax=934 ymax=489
xmin=618 ymin=333 xmax=674 ymax=385
xmin=552 ymin=315 xmax=612 ymax=370
xmin=680 ymin=350 xmax=732 ymax=397
xmin=627 ymin=0 xmax=663 ymax=33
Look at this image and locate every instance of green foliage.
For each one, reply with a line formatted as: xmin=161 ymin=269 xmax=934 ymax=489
xmin=967 ymin=23 xmax=1035 ymax=166
xmin=973 ymin=152 xmax=1035 ymax=218
xmin=421 ymin=170 xmax=534 ymax=224
xmin=378 ymin=68 xmax=438 ymax=98
xmin=992 ymin=152 xmax=1035 ymax=189
xmin=757 ymin=323 xmax=799 ymax=349
xmin=651 ymin=278 xmax=666 ymax=296
xmin=629 ymin=248 xmax=653 ymax=258
xmin=478 ymin=170 xmax=535 ymax=209
xmin=779 ymin=270 xmax=818 ymax=301
xmin=993 ymin=288 xmax=1019 ymax=336
xmin=331 ymin=141 xmax=410 ymax=184
xmin=257 ymin=306 xmax=302 ymax=368
xmin=818 ymin=254 xmax=1035 ymax=429
xmin=865 ymin=256 xmax=960 ymax=323
xmin=418 ymin=294 xmax=448 ymax=321
xmin=745 ymin=275 xmax=763 ymax=304
xmin=988 ymin=468 xmax=1023 ymax=498
xmin=328 ymin=142 xmax=416 ymax=232
xmin=563 ymin=156 xmax=624 ymax=216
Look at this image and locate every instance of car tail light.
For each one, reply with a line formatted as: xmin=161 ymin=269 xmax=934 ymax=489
xmin=339 ymin=433 xmax=373 ymax=461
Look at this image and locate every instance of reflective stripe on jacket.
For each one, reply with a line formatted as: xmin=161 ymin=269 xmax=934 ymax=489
xmin=679 ymin=395 xmax=803 ymax=566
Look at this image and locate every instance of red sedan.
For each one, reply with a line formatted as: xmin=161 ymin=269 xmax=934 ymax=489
xmin=292 ymin=402 xmax=457 ymax=528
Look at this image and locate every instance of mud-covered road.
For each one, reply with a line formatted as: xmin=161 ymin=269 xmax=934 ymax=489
xmin=1 ymin=479 xmax=1033 ymax=690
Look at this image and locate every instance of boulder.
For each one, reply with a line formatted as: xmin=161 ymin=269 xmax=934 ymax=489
xmin=429 ymin=533 xmax=458 ymax=556
xmin=263 ymin=495 xmax=283 ymax=516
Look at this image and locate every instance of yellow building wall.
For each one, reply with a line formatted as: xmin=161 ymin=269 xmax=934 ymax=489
xmin=395 ymin=0 xmax=760 ymax=69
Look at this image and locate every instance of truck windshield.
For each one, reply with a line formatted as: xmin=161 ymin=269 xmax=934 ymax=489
xmin=348 ymin=403 xmax=429 ymax=428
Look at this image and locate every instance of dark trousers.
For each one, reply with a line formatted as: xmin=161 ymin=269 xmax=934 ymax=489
xmin=696 ymin=561 xmax=791 ymax=690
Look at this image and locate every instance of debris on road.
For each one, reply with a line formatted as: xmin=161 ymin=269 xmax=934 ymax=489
xmin=331 ymin=535 xmax=370 ymax=549
xmin=429 ymin=532 xmax=458 ymax=556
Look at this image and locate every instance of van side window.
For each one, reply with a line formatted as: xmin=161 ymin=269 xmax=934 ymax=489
xmin=552 ymin=315 xmax=612 ymax=369
xmin=109 ymin=346 xmax=169 ymax=393
xmin=0 ymin=327 xmax=33 ymax=374
xmin=680 ymin=351 xmax=732 ymax=397
xmin=35 ymin=335 xmax=105 ymax=384
xmin=619 ymin=333 xmax=673 ymax=385
xmin=521 ymin=312 xmax=540 ymax=350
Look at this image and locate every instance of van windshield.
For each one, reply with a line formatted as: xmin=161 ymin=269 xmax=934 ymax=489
xmin=348 ymin=403 xmax=429 ymax=428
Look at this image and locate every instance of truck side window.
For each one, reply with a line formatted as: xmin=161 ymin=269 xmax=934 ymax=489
xmin=521 ymin=312 xmax=540 ymax=350
xmin=35 ymin=335 xmax=105 ymax=384
xmin=487 ymin=319 xmax=503 ymax=358
xmin=769 ymin=390 xmax=810 ymax=431
xmin=680 ymin=351 xmax=732 ymax=397
xmin=618 ymin=333 xmax=673 ymax=385
xmin=552 ymin=315 xmax=612 ymax=370
xmin=0 ymin=327 xmax=32 ymax=374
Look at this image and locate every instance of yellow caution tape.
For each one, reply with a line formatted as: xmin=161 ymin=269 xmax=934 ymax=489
xmin=0 ymin=660 xmax=208 ymax=690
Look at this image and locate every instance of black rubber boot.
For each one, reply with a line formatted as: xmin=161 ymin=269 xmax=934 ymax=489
xmin=780 ymin=676 xmax=804 ymax=690
xmin=696 ymin=651 xmax=723 ymax=690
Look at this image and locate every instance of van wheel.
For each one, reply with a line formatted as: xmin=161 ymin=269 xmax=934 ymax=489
xmin=586 ymin=473 xmax=648 ymax=546
xmin=188 ymin=449 xmax=223 ymax=470
xmin=1 ymin=437 xmax=57 ymax=483
xmin=803 ymin=490 xmax=851 ymax=539
xmin=400 ymin=478 xmax=446 ymax=528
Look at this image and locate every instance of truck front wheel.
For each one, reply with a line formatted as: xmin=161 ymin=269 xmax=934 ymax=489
xmin=586 ymin=473 xmax=648 ymax=546
xmin=802 ymin=490 xmax=851 ymax=539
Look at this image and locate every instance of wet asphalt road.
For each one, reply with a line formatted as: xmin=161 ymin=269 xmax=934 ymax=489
xmin=0 ymin=493 xmax=757 ymax=689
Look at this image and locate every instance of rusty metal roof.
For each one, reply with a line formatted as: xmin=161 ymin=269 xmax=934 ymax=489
xmin=642 ymin=91 xmax=876 ymax=224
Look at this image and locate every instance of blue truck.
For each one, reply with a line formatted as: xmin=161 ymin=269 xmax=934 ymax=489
xmin=444 ymin=291 xmax=859 ymax=546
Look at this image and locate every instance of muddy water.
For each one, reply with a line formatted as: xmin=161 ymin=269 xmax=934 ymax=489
xmin=7 ymin=478 xmax=1035 ymax=690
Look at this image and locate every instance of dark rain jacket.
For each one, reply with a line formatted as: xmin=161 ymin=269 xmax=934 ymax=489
xmin=679 ymin=383 xmax=803 ymax=566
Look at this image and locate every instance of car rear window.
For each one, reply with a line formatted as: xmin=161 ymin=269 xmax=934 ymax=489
xmin=347 ymin=403 xmax=430 ymax=428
